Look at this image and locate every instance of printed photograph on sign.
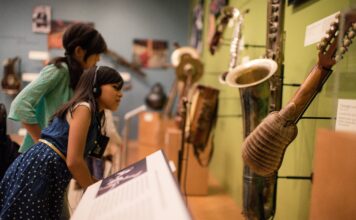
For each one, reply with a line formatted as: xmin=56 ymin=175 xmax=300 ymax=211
xmin=96 ymin=158 xmax=147 ymax=197
xmin=32 ymin=5 xmax=51 ymax=33
xmin=132 ymin=39 xmax=168 ymax=68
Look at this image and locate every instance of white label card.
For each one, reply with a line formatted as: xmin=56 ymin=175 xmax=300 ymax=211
xmin=335 ymin=99 xmax=356 ymax=132
xmin=304 ymin=11 xmax=340 ymax=46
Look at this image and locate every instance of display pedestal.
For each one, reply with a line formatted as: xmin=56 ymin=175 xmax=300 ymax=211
xmin=164 ymin=127 xmax=208 ymax=196
xmin=138 ymin=111 xmax=162 ymax=147
xmin=309 ymin=129 xmax=356 ymax=219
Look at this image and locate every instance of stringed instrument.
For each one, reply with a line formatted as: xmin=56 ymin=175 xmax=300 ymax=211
xmin=242 ymin=10 xmax=356 ymax=176
xmin=104 ymin=49 xmax=146 ymax=77
xmin=1 ymin=57 xmax=21 ymax=95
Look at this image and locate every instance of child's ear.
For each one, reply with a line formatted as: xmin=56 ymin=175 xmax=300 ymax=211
xmin=74 ymin=46 xmax=85 ymax=59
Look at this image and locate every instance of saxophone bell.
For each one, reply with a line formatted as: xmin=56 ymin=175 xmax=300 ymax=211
xmin=226 ymin=58 xmax=277 ymax=90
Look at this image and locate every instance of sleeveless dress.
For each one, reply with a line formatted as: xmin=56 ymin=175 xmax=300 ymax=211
xmin=0 ymin=104 xmax=99 ymax=220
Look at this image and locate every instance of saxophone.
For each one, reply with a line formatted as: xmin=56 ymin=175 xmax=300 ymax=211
xmin=212 ymin=6 xmax=248 ymax=84
xmin=225 ymin=1 xmax=285 ymax=219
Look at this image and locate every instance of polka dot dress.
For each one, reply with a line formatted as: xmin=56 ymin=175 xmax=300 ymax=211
xmin=0 ymin=142 xmax=71 ymax=219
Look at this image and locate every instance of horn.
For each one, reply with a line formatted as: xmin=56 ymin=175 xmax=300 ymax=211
xmin=171 ymin=47 xmax=200 ymax=68
xmin=226 ymin=58 xmax=277 ymax=137
xmin=226 ymin=58 xmax=278 ymax=219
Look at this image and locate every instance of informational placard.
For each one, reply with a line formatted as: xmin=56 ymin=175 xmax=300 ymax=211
xmin=335 ymin=99 xmax=356 ymax=132
xmin=304 ymin=11 xmax=340 ymax=46
xmin=71 ymin=150 xmax=191 ymax=220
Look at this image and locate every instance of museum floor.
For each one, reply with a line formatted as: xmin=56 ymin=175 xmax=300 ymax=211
xmin=123 ymin=141 xmax=244 ymax=220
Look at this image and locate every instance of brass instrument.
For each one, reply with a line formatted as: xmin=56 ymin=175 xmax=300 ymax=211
xmin=164 ymin=47 xmax=202 ymax=120
xmin=211 ymin=7 xmax=249 ymax=84
xmin=226 ymin=59 xmax=278 ymax=220
xmin=224 ymin=1 xmax=285 ymax=218
xmin=266 ymin=0 xmax=286 ymax=112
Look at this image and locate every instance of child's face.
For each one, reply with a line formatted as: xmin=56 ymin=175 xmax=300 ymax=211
xmin=82 ymin=53 xmax=100 ymax=69
xmin=74 ymin=46 xmax=100 ymax=69
xmin=98 ymin=83 xmax=123 ymax=111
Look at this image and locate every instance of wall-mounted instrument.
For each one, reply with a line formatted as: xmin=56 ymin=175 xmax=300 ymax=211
xmin=225 ymin=1 xmax=285 ymax=219
xmin=242 ymin=10 xmax=356 ymax=177
xmin=104 ymin=49 xmax=146 ymax=78
xmin=174 ymin=52 xmax=203 ymax=128
xmin=186 ymin=84 xmax=219 ymax=166
xmin=1 ymin=57 xmax=21 ymax=95
xmin=163 ymin=47 xmax=201 ymax=118
xmin=209 ymin=6 xmax=240 ymax=55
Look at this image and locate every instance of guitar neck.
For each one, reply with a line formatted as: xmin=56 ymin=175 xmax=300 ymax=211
xmin=288 ymin=64 xmax=333 ymax=124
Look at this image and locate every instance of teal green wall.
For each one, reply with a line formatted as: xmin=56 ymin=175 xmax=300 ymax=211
xmin=199 ymin=0 xmax=356 ymax=219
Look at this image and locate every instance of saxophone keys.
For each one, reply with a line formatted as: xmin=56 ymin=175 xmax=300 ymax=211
xmin=270 ymin=23 xmax=278 ymax=32
xmin=271 ymin=5 xmax=279 ymax=12
xmin=269 ymin=33 xmax=277 ymax=42
xmin=272 ymin=13 xmax=279 ymax=22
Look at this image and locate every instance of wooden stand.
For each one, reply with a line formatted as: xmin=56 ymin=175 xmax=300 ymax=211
xmin=138 ymin=111 xmax=162 ymax=147
xmin=164 ymin=127 xmax=209 ymax=196
xmin=309 ymin=129 xmax=356 ymax=219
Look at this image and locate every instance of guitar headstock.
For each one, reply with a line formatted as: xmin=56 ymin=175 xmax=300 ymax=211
xmin=317 ymin=10 xmax=356 ymax=69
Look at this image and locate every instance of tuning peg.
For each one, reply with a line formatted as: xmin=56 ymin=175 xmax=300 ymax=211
xmin=334 ymin=54 xmax=343 ymax=62
xmin=316 ymin=42 xmax=326 ymax=52
xmin=338 ymin=46 xmax=347 ymax=55
xmin=347 ymin=30 xmax=355 ymax=39
xmin=343 ymin=38 xmax=352 ymax=47
xmin=326 ymin=27 xmax=334 ymax=35
xmin=330 ymin=21 xmax=339 ymax=30
xmin=352 ymin=23 xmax=356 ymax=31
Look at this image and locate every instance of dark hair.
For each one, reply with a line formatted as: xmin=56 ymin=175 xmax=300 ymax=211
xmin=52 ymin=66 xmax=123 ymax=131
xmin=49 ymin=23 xmax=107 ymax=89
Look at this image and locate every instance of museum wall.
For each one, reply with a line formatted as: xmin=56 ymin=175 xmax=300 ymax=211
xmin=0 ymin=0 xmax=190 ymax=138
xmin=201 ymin=0 xmax=356 ymax=219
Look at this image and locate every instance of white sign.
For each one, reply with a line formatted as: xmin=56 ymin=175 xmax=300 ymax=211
xmin=335 ymin=99 xmax=356 ymax=132
xmin=304 ymin=11 xmax=340 ymax=46
xmin=71 ymin=150 xmax=191 ymax=220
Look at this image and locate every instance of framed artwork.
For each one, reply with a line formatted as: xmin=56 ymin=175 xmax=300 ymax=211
xmin=32 ymin=5 xmax=51 ymax=33
xmin=132 ymin=39 xmax=168 ymax=68
xmin=48 ymin=20 xmax=93 ymax=49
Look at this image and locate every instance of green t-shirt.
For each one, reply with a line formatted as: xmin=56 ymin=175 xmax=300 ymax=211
xmin=8 ymin=63 xmax=73 ymax=153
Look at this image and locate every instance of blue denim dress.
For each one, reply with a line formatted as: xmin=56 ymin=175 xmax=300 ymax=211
xmin=0 ymin=115 xmax=98 ymax=220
